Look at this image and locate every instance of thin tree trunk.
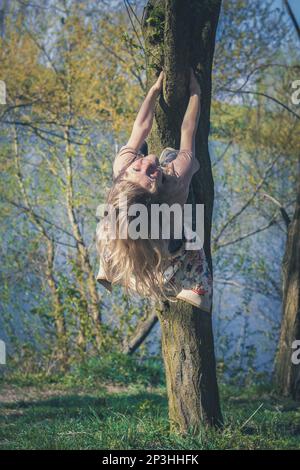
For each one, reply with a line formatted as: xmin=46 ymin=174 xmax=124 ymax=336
xmin=64 ymin=125 xmax=103 ymax=350
xmin=75 ymin=253 xmax=90 ymax=353
xmin=45 ymin=238 xmax=68 ymax=364
xmin=274 ymin=157 xmax=300 ymax=399
xmin=62 ymin=41 xmax=103 ymax=350
xmin=12 ymin=125 xmax=68 ymax=364
xmin=142 ymin=0 xmax=223 ymax=433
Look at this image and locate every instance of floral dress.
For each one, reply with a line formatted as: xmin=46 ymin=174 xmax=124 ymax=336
xmin=158 ymin=148 xmax=213 ymax=311
xmin=96 ymin=146 xmax=213 ymax=313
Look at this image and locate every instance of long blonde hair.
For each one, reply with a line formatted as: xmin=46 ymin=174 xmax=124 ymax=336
xmin=96 ymin=173 xmax=178 ymax=301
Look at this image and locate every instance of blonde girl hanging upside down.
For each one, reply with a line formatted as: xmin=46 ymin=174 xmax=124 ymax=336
xmin=96 ymin=68 xmax=212 ymax=312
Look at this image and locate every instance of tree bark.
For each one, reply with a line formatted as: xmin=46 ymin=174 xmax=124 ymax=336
xmin=274 ymin=157 xmax=300 ymax=400
xmin=142 ymin=0 xmax=223 ymax=433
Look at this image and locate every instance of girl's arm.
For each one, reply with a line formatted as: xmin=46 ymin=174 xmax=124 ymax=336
xmin=172 ymin=69 xmax=201 ymax=187
xmin=180 ymin=70 xmax=201 ymax=153
xmin=113 ymin=72 xmax=164 ymax=178
xmin=126 ymin=71 xmax=164 ymax=149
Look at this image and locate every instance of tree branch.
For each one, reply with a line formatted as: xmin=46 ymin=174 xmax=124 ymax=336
xmin=222 ymin=89 xmax=300 ymax=120
xmin=261 ymin=192 xmax=291 ymax=228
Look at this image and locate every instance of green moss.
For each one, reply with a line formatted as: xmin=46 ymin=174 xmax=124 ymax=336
xmin=144 ymin=2 xmax=165 ymax=47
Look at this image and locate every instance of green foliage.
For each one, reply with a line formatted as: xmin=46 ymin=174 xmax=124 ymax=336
xmin=61 ymin=353 xmax=165 ymax=388
xmin=0 ymin=0 xmax=299 ymax=383
xmin=0 ymin=2 xmax=147 ymax=365
xmin=1 ymin=352 xmax=165 ymax=388
xmin=145 ymin=3 xmax=165 ymax=31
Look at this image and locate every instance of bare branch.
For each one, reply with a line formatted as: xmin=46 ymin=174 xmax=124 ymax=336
xmin=123 ymin=0 xmax=145 ymax=53
xmin=222 ymin=89 xmax=300 ymax=120
xmin=217 ymin=62 xmax=299 ymax=96
xmin=213 ymin=154 xmax=281 ymax=246
xmin=284 ymin=0 xmax=300 ymax=41
xmin=2 ymin=196 xmax=79 ymax=243
xmin=214 ymin=216 xmax=277 ymax=250
xmin=261 ymin=192 xmax=291 ymax=228
xmin=212 ymin=140 xmax=233 ymax=168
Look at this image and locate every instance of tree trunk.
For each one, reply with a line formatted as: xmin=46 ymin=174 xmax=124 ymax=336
xmin=75 ymin=252 xmax=91 ymax=354
xmin=142 ymin=0 xmax=223 ymax=433
xmin=64 ymin=125 xmax=103 ymax=351
xmin=45 ymin=238 xmax=68 ymax=365
xmin=12 ymin=124 xmax=68 ymax=365
xmin=63 ymin=46 xmax=103 ymax=351
xmin=274 ymin=157 xmax=300 ymax=400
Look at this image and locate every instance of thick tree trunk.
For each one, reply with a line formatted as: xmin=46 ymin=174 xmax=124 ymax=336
xmin=274 ymin=157 xmax=300 ymax=400
xmin=142 ymin=0 xmax=223 ymax=432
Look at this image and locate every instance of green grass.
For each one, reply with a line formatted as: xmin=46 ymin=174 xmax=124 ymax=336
xmin=0 ymin=357 xmax=300 ymax=450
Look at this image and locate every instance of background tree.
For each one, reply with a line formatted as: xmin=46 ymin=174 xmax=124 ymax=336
xmin=0 ymin=1 xmax=146 ymax=363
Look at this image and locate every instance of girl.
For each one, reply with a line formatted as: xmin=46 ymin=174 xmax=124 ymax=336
xmin=96 ymin=69 xmax=212 ymax=311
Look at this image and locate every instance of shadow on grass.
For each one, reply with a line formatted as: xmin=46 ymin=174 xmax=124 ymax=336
xmin=0 ymin=390 xmax=167 ymax=425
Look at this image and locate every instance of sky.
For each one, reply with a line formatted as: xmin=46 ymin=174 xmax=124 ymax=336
xmin=274 ymin=0 xmax=300 ymax=22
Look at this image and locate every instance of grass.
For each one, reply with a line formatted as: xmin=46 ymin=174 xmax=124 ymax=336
xmin=0 ymin=356 xmax=300 ymax=450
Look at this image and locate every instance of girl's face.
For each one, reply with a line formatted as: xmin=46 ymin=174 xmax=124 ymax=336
xmin=124 ymin=154 xmax=163 ymax=193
